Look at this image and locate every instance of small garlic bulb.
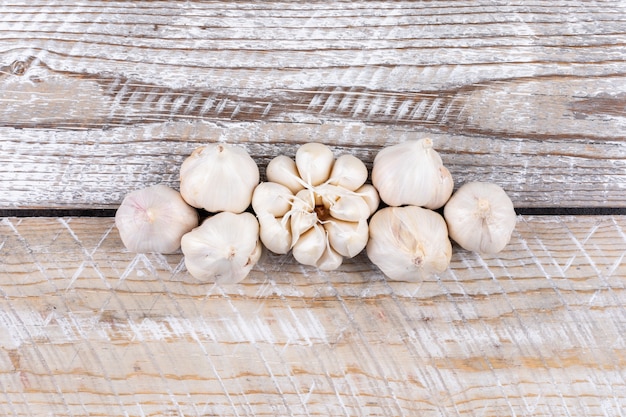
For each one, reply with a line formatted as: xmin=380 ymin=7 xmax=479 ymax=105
xmin=181 ymin=212 xmax=262 ymax=284
xmin=252 ymin=143 xmax=378 ymax=270
xmin=372 ymin=138 xmax=453 ymax=209
xmin=366 ymin=206 xmax=452 ymax=281
xmin=179 ymin=143 xmax=259 ymax=213
xmin=443 ymin=182 xmax=516 ymax=254
xmin=115 ymin=184 xmax=199 ymax=254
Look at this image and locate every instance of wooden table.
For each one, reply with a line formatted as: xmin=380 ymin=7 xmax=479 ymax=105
xmin=1 ymin=2 xmax=625 ymax=416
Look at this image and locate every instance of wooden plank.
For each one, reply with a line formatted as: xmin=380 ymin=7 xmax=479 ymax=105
xmin=0 ymin=1 xmax=625 ymax=208
xmin=0 ymin=215 xmax=624 ymax=416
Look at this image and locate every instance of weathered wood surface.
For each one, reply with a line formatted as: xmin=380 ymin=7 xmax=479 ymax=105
xmin=1 ymin=2 xmax=626 ymax=417
xmin=0 ymin=1 xmax=625 ymax=208
xmin=0 ymin=215 xmax=624 ymax=416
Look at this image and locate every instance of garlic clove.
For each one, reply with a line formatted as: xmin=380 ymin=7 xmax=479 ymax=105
xmin=355 ymin=184 xmax=381 ymax=216
xmin=294 ymin=188 xmax=321 ymax=210
xmin=443 ymin=181 xmax=516 ymax=254
xmin=289 ymin=189 xmax=318 ymax=237
xmin=316 ymin=244 xmax=344 ymax=271
xmin=372 ymin=138 xmax=453 ymax=209
xmin=324 ymin=219 xmax=369 ymax=258
xmin=292 ymin=224 xmax=327 ymax=267
xmin=252 ymin=182 xmax=293 ymax=217
xmin=366 ymin=206 xmax=452 ymax=281
xmin=295 ymin=143 xmax=334 ymax=186
xmin=179 ymin=143 xmax=259 ymax=213
xmin=290 ymin=209 xmax=318 ymax=248
xmin=181 ymin=212 xmax=261 ymax=284
xmin=328 ymin=154 xmax=368 ymax=191
xmin=257 ymin=211 xmax=292 ymax=254
xmin=115 ymin=184 xmax=198 ymax=254
xmin=265 ymin=155 xmax=305 ymax=194
xmin=328 ymin=194 xmax=371 ymax=223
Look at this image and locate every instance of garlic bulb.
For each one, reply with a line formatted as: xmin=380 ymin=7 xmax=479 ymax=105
xmin=179 ymin=143 xmax=259 ymax=213
xmin=366 ymin=206 xmax=452 ymax=281
xmin=372 ymin=138 xmax=453 ymax=209
xmin=252 ymin=143 xmax=378 ymax=270
xmin=115 ymin=184 xmax=199 ymax=254
xmin=443 ymin=182 xmax=516 ymax=254
xmin=181 ymin=212 xmax=262 ymax=284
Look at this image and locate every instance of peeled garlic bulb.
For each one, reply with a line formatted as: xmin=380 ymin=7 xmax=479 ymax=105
xmin=372 ymin=138 xmax=453 ymax=209
xmin=115 ymin=184 xmax=198 ymax=254
xmin=443 ymin=182 xmax=516 ymax=254
xmin=179 ymin=143 xmax=259 ymax=213
xmin=254 ymin=143 xmax=378 ymax=270
xmin=366 ymin=206 xmax=452 ymax=281
xmin=181 ymin=212 xmax=262 ymax=284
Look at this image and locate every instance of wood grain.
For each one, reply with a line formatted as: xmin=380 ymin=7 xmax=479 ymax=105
xmin=1 ymin=2 xmax=626 ymax=417
xmin=0 ymin=1 xmax=625 ymax=208
xmin=0 ymin=215 xmax=625 ymax=416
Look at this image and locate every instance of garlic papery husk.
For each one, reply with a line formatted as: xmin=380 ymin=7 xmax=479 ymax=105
xmin=179 ymin=143 xmax=259 ymax=213
xmin=115 ymin=184 xmax=199 ymax=254
xmin=328 ymin=154 xmax=368 ymax=191
xmin=181 ymin=212 xmax=262 ymax=284
xmin=295 ymin=142 xmax=335 ymax=186
xmin=252 ymin=182 xmax=293 ymax=217
xmin=325 ymin=219 xmax=369 ymax=258
xmin=443 ymin=182 xmax=516 ymax=254
xmin=372 ymin=138 xmax=453 ymax=209
xmin=366 ymin=206 xmax=452 ymax=281
xmin=254 ymin=143 xmax=378 ymax=270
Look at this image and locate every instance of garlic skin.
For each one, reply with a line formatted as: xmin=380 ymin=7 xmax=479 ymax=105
xmin=443 ymin=182 xmax=516 ymax=254
xmin=179 ymin=143 xmax=259 ymax=213
xmin=181 ymin=212 xmax=262 ymax=284
xmin=115 ymin=184 xmax=198 ymax=254
xmin=366 ymin=206 xmax=452 ymax=281
xmin=253 ymin=143 xmax=378 ymax=270
xmin=372 ymin=138 xmax=453 ymax=209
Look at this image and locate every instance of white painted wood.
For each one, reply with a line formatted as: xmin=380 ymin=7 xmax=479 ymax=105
xmin=0 ymin=1 xmax=625 ymax=208
xmin=0 ymin=215 xmax=624 ymax=416
xmin=1 ymin=2 xmax=625 ymax=416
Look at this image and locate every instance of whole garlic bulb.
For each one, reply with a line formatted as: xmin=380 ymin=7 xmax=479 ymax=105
xmin=115 ymin=184 xmax=199 ymax=254
xmin=372 ymin=138 xmax=453 ymax=209
xmin=179 ymin=143 xmax=259 ymax=213
xmin=443 ymin=182 xmax=516 ymax=254
xmin=252 ymin=143 xmax=378 ymax=270
xmin=366 ymin=206 xmax=452 ymax=281
xmin=181 ymin=212 xmax=262 ymax=284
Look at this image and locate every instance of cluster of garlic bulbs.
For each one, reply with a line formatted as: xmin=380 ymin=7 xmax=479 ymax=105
xmin=366 ymin=138 xmax=516 ymax=281
xmin=116 ymin=139 xmax=516 ymax=284
xmin=366 ymin=139 xmax=454 ymax=281
xmin=116 ymin=143 xmax=262 ymax=284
